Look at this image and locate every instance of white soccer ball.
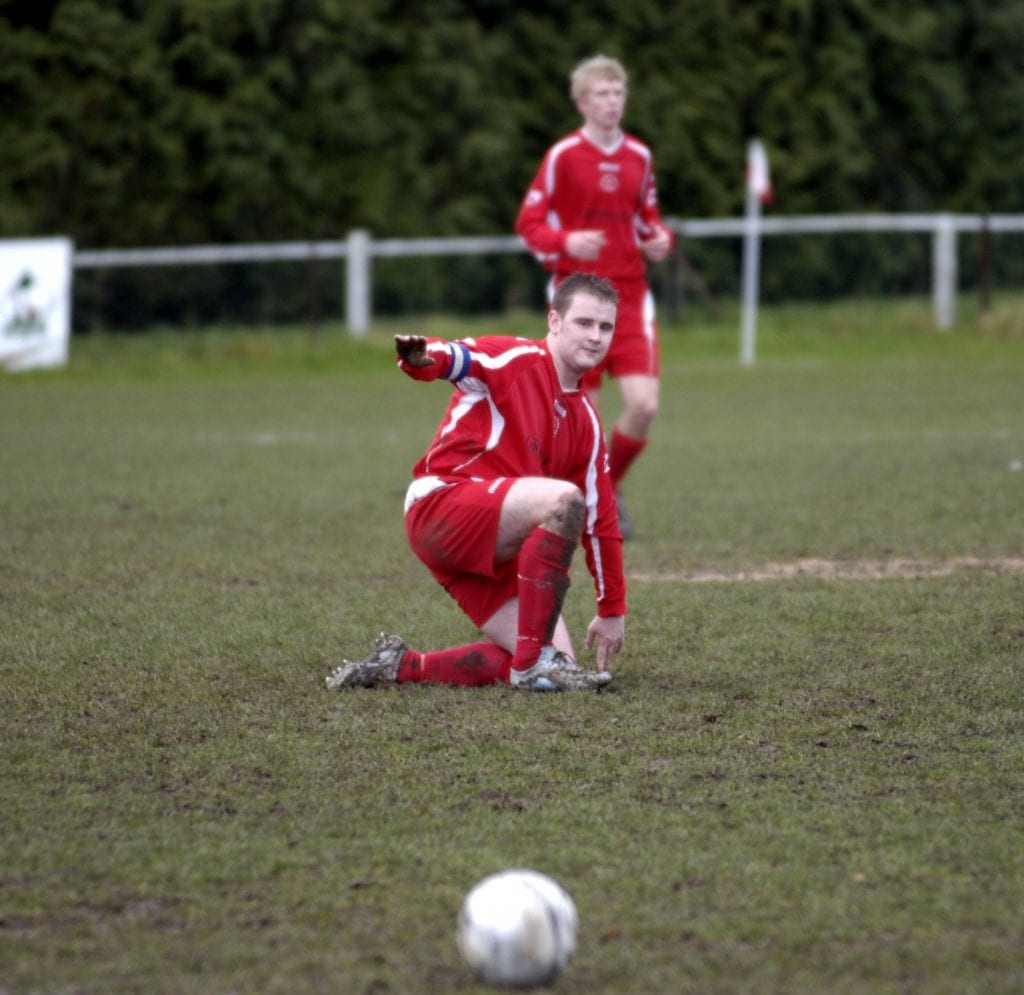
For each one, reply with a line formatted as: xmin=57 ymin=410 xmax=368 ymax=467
xmin=456 ymin=869 xmax=579 ymax=988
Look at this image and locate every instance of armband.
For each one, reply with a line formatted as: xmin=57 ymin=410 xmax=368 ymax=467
xmin=445 ymin=342 xmax=472 ymax=383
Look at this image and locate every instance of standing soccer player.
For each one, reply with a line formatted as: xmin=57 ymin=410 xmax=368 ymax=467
xmin=326 ymin=273 xmax=625 ymax=693
xmin=515 ymin=55 xmax=674 ymax=539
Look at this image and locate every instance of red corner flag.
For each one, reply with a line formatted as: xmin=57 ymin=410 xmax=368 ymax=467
xmin=746 ymin=139 xmax=773 ymax=205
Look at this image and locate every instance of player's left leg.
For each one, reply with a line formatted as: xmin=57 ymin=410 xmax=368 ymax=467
xmin=598 ymin=283 xmax=661 ymax=538
xmin=327 ymin=479 xmax=521 ymax=690
xmin=609 ymin=372 xmax=659 ymax=484
xmin=326 ymin=633 xmax=514 ymax=688
xmin=327 ymin=477 xmax=606 ymax=692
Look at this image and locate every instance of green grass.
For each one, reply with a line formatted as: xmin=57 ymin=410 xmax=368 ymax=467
xmin=2 ymin=296 xmax=1023 ymax=993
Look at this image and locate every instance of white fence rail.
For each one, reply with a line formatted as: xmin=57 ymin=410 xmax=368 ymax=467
xmin=71 ymin=213 xmax=1024 ymax=335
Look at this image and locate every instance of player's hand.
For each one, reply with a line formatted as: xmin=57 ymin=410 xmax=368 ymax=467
xmin=585 ymin=614 xmax=625 ymax=672
xmin=395 ymin=334 xmax=435 ymax=367
xmin=565 ymin=229 xmax=608 ymax=261
xmin=640 ymin=226 xmax=672 ymax=262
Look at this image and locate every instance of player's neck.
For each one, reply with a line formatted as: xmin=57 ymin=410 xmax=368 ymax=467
xmin=582 ymin=124 xmax=623 ymax=153
xmin=546 ymin=340 xmax=582 ymax=392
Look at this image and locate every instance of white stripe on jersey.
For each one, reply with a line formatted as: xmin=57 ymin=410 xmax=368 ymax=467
xmin=580 ymin=394 xmax=607 ymax=603
xmin=624 ymin=136 xmax=653 ymax=164
xmin=437 ymin=390 xmax=484 ymax=442
xmin=450 ymin=392 xmax=504 ymax=475
xmin=581 ymin=394 xmax=603 ymax=533
xmin=431 ymin=389 xmax=503 ymax=476
xmin=544 ymin=134 xmax=583 ymax=197
xmin=465 ymin=343 xmax=546 ymax=373
xmin=590 ymin=537 xmax=607 ymax=605
xmin=536 ymin=135 xmax=584 ymax=263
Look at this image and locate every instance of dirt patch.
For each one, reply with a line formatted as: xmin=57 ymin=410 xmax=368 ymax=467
xmin=630 ymin=557 xmax=1024 ymax=584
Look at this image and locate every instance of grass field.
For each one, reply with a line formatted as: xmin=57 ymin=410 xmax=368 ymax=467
xmin=2 ymin=296 xmax=1023 ymax=994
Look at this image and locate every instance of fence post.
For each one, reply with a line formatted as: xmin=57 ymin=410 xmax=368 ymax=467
xmin=345 ymin=228 xmax=371 ymax=335
xmin=932 ymin=214 xmax=956 ymax=331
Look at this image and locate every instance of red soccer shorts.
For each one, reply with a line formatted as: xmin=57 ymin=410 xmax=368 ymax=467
xmin=404 ymin=477 xmax=519 ymax=628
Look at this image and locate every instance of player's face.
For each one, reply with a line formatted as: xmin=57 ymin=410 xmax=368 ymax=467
xmin=577 ymin=77 xmax=627 ymax=132
xmin=547 ymin=292 xmax=617 ymax=387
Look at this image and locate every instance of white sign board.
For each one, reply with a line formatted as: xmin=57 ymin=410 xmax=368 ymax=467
xmin=0 ymin=238 xmax=73 ymax=372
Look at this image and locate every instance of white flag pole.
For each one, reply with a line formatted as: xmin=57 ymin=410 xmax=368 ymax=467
xmin=740 ymin=139 xmax=770 ymax=367
xmin=740 ymin=180 xmax=761 ymax=366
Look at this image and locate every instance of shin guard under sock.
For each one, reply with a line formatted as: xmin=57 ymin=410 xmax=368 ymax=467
xmin=609 ymin=428 xmax=647 ymax=490
xmin=512 ymin=527 xmax=575 ymax=671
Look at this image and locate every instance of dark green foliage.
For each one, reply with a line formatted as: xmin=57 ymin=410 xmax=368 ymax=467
xmin=2 ymin=0 xmax=1023 ymax=324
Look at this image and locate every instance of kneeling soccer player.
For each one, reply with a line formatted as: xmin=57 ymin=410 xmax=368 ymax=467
xmin=326 ymin=273 xmax=626 ymax=692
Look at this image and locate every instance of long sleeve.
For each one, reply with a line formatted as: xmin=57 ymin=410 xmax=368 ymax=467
xmin=584 ymin=531 xmax=627 ymax=617
xmin=397 ymin=339 xmax=469 ymax=382
xmin=515 ymin=151 xmax=571 ymax=265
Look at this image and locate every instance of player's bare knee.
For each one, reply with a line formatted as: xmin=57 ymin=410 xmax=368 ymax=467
xmin=621 ymin=396 xmax=658 ymax=438
xmin=545 ymin=486 xmax=585 ymax=539
xmin=633 ymin=397 xmax=658 ymax=431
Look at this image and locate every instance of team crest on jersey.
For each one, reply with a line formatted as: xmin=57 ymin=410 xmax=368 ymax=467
xmin=598 ymin=161 xmax=620 ymax=193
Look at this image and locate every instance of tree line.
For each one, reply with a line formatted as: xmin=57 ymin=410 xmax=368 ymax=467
xmin=2 ymin=0 xmax=1022 ymax=326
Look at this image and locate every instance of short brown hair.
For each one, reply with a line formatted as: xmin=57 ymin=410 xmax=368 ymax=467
xmin=552 ymin=273 xmax=619 ymax=316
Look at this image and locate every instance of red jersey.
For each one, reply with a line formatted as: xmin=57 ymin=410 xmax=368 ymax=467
xmin=515 ymin=128 xmax=672 ymax=283
xmin=400 ymin=335 xmax=626 ymax=617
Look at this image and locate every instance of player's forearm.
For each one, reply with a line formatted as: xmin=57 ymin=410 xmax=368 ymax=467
xmin=584 ymin=534 xmax=627 ymax=617
xmin=515 ymin=208 xmax=568 ymax=258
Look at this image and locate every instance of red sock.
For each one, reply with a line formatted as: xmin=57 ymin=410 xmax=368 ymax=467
xmin=609 ymin=428 xmax=647 ymax=490
xmin=511 ymin=527 xmax=575 ymax=670
xmin=397 ymin=643 xmax=512 ymax=686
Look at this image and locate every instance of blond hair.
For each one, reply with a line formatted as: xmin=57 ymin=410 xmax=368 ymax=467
xmin=570 ymin=55 xmax=628 ymax=101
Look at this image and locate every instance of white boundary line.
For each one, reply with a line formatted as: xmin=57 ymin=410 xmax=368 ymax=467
xmin=629 ymin=557 xmax=1024 ymax=584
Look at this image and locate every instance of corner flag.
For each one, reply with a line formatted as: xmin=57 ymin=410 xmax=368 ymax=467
xmin=740 ymin=139 xmax=771 ymax=366
xmin=746 ymin=139 xmax=773 ymax=205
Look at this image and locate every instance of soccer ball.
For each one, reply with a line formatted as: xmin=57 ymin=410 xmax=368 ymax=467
xmin=456 ymin=869 xmax=578 ymax=988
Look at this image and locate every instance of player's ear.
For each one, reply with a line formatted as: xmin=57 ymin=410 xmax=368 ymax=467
xmin=547 ymin=309 xmax=561 ymax=335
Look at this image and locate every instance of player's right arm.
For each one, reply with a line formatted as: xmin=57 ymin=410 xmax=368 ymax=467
xmin=516 ymin=179 xmax=607 ymax=264
xmin=636 ymin=154 xmax=674 ymax=262
xmin=515 ymin=167 xmax=569 ymax=264
xmin=516 ymin=142 xmax=608 ymax=266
